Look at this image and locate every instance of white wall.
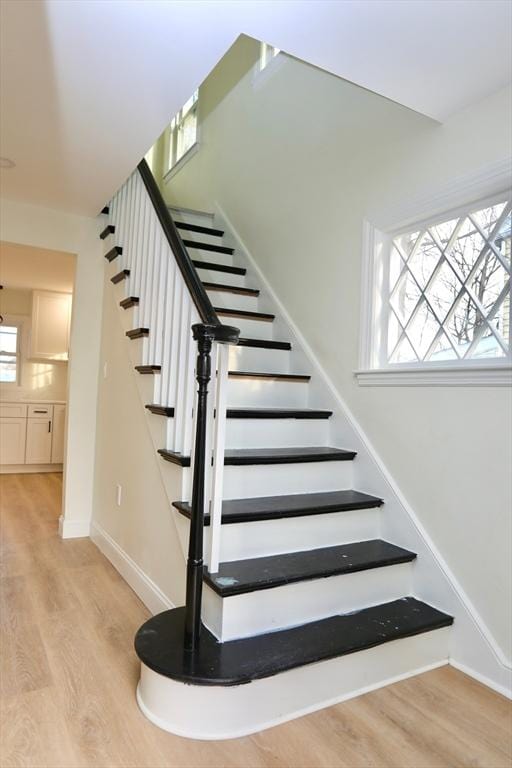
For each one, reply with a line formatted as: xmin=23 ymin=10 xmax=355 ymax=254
xmin=91 ymin=274 xmax=186 ymax=608
xmin=162 ymin=42 xmax=512 ymax=663
xmin=0 ymin=198 xmax=104 ymax=537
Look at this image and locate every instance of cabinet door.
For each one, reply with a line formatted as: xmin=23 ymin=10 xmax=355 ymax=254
xmin=30 ymin=290 xmax=72 ymax=361
xmin=0 ymin=417 xmax=27 ymax=464
xmin=51 ymin=405 xmax=66 ymax=464
xmin=25 ymin=418 xmax=52 ymax=464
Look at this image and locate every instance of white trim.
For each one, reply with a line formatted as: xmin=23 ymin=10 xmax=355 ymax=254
xmin=163 ymin=142 xmax=199 ymax=182
xmin=58 ymin=515 xmax=90 ymax=539
xmin=372 ymin=157 xmax=512 ymax=232
xmin=450 ymin=659 xmax=512 ymax=700
xmin=0 ymin=463 xmax=62 ymax=474
xmin=355 ymin=364 xmax=512 ymax=386
xmin=358 ymin=158 xmax=512 ymax=382
xmin=136 ymin=651 xmax=450 ymax=740
xmin=215 ymin=202 xmax=512 ymax=687
xmin=90 ymin=521 xmax=175 ymax=615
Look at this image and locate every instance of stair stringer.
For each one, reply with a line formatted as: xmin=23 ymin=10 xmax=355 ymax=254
xmin=213 ymin=203 xmax=512 ymax=698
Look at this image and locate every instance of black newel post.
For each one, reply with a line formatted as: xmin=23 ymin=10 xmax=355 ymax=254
xmin=184 ymin=323 xmax=215 ymax=652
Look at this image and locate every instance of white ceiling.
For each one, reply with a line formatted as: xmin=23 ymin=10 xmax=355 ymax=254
xmin=0 ymin=0 xmax=510 ymax=217
xmin=0 ymin=241 xmax=76 ymax=292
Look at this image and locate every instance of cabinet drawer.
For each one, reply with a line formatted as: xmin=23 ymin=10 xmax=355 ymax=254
xmin=28 ymin=404 xmax=53 ymax=418
xmin=0 ymin=403 xmax=28 ymax=418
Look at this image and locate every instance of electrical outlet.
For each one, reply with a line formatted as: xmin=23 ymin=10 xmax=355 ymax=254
xmin=116 ymin=484 xmax=122 ymax=506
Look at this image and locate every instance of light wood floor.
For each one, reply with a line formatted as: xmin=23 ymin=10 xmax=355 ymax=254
xmin=0 ymin=472 xmax=511 ymax=768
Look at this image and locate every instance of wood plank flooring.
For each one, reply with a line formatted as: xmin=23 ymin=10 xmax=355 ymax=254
xmin=1 ymin=472 xmax=511 ymax=767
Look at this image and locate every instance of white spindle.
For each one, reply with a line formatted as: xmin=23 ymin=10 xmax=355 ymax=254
xmin=208 ymin=343 xmax=229 ymax=573
xmin=107 ymin=166 xmax=234 ymax=581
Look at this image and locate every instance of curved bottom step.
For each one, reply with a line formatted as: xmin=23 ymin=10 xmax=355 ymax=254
xmin=136 ymin=613 xmax=452 ymax=739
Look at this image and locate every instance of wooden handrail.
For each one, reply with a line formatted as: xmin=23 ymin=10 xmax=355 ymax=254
xmin=137 ymin=159 xmax=239 ymax=345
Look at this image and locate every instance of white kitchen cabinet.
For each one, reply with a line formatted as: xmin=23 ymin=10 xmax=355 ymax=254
xmin=25 ymin=417 xmax=53 ymax=464
xmin=0 ymin=417 xmax=27 ymax=464
xmin=30 ymin=290 xmax=72 ymax=361
xmin=51 ymin=404 xmax=66 ymax=464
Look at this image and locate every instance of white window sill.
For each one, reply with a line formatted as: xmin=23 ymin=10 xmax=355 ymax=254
xmin=354 ymin=364 xmax=512 ymax=387
xmin=163 ymin=142 xmax=199 ymax=183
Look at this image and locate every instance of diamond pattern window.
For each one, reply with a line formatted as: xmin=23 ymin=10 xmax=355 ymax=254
xmin=386 ymin=199 xmax=511 ymax=365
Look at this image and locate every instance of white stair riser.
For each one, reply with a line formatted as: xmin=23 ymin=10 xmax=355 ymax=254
xmin=220 ymin=317 xmax=274 ymax=340
xmin=225 ymin=418 xmax=328 ymax=448
xmin=137 ymin=628 xmax=451 ymax=739
xmin=206 ymin=290 xmax=259 ymax=312
xmin=227 ymin=378 xmax=309 ymax=408
xmin=203 ymin=561 xmax=414 ymax=641
xmin=169 ymin=209 xmax=215 ymax=227
xmin=217 ymin=459 xmax=354 ymax=499
xmin=188 ymin=249 xmax=234 ymax=268
xmin=173 ymin=507 xmax=380 ymax=562
xmin=194 ymin=265 xmax=246 ymax=288
xmin=179 ymin=231 xmax=227 ymax=247
xmin=228 ymin=345 xmax=290 ymax=373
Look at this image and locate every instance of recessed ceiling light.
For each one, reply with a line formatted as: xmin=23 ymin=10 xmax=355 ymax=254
xmin=0 ymin=157 xmax=16 ymax=169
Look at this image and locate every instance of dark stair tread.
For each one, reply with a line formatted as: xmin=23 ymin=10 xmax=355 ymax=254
xmin=183 ymin=239 xmax=234 ymax=255
xmin=193 ymin=260 xmax=246 ymax=276
xmin=159 ymin=446 xmax=355 ymax=469
xmin=126 ymin=328 xmax=149 ymax=339
xmin=146 ymin=404 xmax=175 ymax=417
xmin=203 ymin=282 xmax=260 ymax=297
xmin=175 ymin=222 xmax=224 ymax=237
xmin=120 ymin=296 xmax=139 ymax=309
xmin=135 ymin=365 xmax=161 ymax=374
xmin=226 ymin=407 xmax=331 ymax=419
xmin=100 ymin=224 xmax=115 ymax=240
xmin=237 ymin=337 xmax=291 ymax=351
xmin=214 ymin=307 xmax=275 ymax=322
xmin=204 ymin=540 xmax=417 ymax=596
xmin=105 ymin=245 xmax=122 ymax=262
xmin=158 ymin=449 xmax=190 ymax=466
xmin=143 ymin=405 xmax=329 ymax=419
xmin=101 ymin=206 xmax=110 ymax=214
xmin=111 ymin=269 xmax=130 ymax=284
xmin=134 ymin=598 xmax=453 ymax=686
xmin=228 ymin=371 xmax=310 ymax=382
xmin=223 ymin=447 xmax=355 ymax=465
xmin=173 ymin=489 xmax=383 ymax=525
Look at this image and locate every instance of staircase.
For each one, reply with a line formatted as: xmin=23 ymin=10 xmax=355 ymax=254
xmin=100 ymin=162 xmax=453 ymax=740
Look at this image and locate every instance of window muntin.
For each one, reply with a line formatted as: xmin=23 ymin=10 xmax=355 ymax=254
xmin=0 ymin=324 xmax=20 ymax=383
xmin=385 ymin=198 xmax=511 ymax=366
xmin=167 ymin=90 xmax=198 ymax=172
xmin=259 ymin=42 xmax=280 ymax=72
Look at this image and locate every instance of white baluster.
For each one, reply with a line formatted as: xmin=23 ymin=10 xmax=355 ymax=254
xmin=208 ymin=343 xmax=229 ymax=573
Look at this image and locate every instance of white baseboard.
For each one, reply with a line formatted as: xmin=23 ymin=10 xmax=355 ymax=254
xmin=450 ymin=659 xmax=512 ymax=700
xmin=59 ymin=515 xmax=90 ymax=539
xmin=90 ymin=521 xmax=175 ymax=615
xmin=1 ymin=464 xmax=63 ymax=474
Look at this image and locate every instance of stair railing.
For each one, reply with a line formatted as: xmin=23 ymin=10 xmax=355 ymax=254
xmin=108 ymin=160 xmax=239 ymax=652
